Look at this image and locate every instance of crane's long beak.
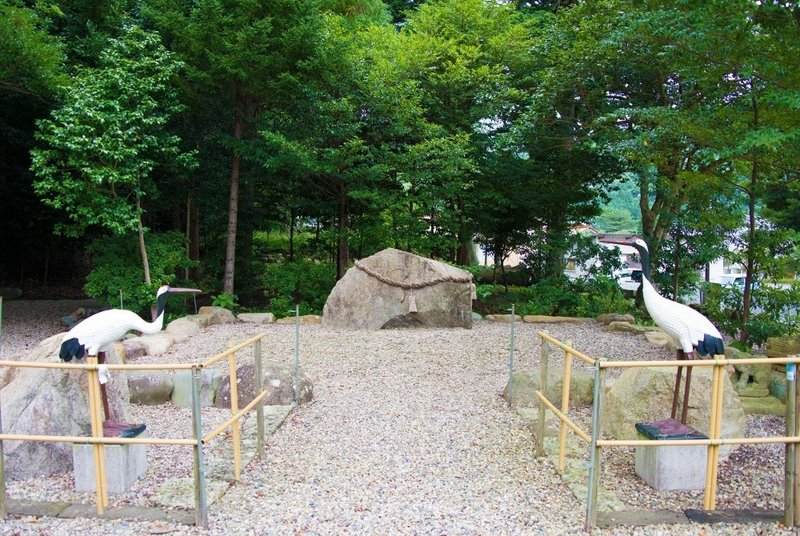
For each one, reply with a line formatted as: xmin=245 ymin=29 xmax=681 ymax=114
xmin=168 ymin=287 xmax=203 ymax=294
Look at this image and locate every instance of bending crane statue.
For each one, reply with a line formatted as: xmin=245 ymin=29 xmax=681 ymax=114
xmin=60 ymin=284 xmax=201 ymax=437
xmin=610 ymin=238 xmax=724 ymax=424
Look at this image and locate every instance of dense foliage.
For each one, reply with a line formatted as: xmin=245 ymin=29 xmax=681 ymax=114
xmin=1 ymin=0 xmax=798 ymax=344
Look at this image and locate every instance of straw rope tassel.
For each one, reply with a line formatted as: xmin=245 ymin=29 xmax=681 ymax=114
xmin=408 ymin=292 xmax=417 ymax=313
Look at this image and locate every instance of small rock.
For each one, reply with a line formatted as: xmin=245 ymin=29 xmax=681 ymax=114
xmin=596 ymin=313 xmax=635 ymax=325
xmin=171 ymin=369 xmax=223 ymax=408
xmin=127 ymin=370 xmax=173 ymax=405
xmin=237 ymin=312 xmax=276 ymax=324
xmin=522 ymin=315 xmax=592 ymax=323
xmin=165 ymin=317 xmax=201 ymax=343
xmin=276 ymin=314 xmax=322 ymax=325
xmin=484 ymin=314 xmax=522 ymax=323
xmin=198 ymin=306 xmax=238 ymax=325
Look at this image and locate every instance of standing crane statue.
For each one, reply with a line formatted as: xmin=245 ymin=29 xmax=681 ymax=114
xmin=60 ymin=284 xmax=202 ymax=437
xmin=608 ymin=238 xmax=725 ymax=427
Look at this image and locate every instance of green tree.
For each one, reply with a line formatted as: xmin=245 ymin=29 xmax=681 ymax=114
xmin=31 ymin=23 xmax=196 ymax=289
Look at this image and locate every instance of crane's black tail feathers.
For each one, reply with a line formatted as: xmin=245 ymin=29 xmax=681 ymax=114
xmin=696 ymin=334 xmax=725 ymax=357
xmin=59 ymin=338 xmax=86 ymax=362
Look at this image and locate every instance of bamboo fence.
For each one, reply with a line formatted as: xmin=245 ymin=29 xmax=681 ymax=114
xmin=534 ymin=330 xmax=800 ymax=531
xmin=0 ymin=332 xmax=270 ymax=528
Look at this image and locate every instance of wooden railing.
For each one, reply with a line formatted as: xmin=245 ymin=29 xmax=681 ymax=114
xmin=535 ymin=330 xmax=800 ymax=530
xmin=0 ymin=333 xmax=269 ymax=528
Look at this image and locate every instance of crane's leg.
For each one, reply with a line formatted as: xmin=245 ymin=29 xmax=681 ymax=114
xmin=680 ymin=351 xmax=698 ymax=423
xmin=671 ymin=350 xmax=686 ymax=420
xmin=97 ymin=351 xmax=111 ymax=422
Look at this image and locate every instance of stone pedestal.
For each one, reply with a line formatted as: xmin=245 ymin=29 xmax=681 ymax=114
xmin=72 ymin=444 xmax=148 ymax=494
xmin=634 ymin=434 xmax=707 ymax=490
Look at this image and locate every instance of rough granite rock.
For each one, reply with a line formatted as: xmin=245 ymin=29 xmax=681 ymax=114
xmin=1 ymin=335 xmax=131 ymax=479
xmin=767 ymin=335 xmax=800 ymax=358
xmin=197 ymin=306 xmax=238 ymax=325
xmin=170 ymin=369 xmax=223 ymax=408
xmin=522 ymin=315 xmax=593 ymax=324
xmin=237 ymin=312 xmax=276 ymax=324
xmin=215 ymin=363 xmax=313 ymax=408
xmin=165 ymin=317 xmax=201 ymax=343
xmin=484 ymin=314 xmax=523 ymax=323
xmin=604 ymin=366 xmax=745 ymax=460
xmin=605 ymin=321 xmax=662 ymax=335
xmin=502 ymin=371 xmax=594 ymax=408
xmin=276 ymin=314 xmax=322 ymax=325
xmin=123 ymin=332 xmax=175 ymax=356
xmin=127 ymin=370 xmax=173 ymax=405
xmin=323 ymin=248 xmax=473 ymax=330
xmin=596 ymin=313 xmax=635 ymax=325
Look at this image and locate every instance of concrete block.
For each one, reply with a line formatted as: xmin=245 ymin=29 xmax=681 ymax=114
xmin=634 ymin=436 xmax=707 ymax=490
xmin=72 ymin=443 xmax=148 ymax=494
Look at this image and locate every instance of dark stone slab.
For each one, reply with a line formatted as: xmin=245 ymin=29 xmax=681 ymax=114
xmin=684 ymin=508 xmax=783 ymax=524
xmin=597 ymin=510 xmax=690 ymax=528
xmin=7 ymin=498 xmax=71 ymax=517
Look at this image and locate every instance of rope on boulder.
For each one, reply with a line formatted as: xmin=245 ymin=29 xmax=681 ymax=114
xmin=353 ymin=259 xmax=473 ymax=314
xmin=353 ymin=259 xmax=473 ymax=289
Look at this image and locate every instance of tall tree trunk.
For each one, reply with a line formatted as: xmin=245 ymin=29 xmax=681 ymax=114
xmin=671 ymin=224 xmax=682 ymax=300
xmin=740 ymin=94 xmax=761 ymax=346
xmin=455 ymin=198 xmax=473 ymax=265
xmin=135 ymin=196 xmax=154 ymax=319
xmin=188 ymin=191 xmax=200 ymax=283
xmin=223 ymin=86 xmax=244 ymax=295
xmin=740 ymin=164 xmax=758 ymax=345
xmin=336 ymin=180 xmax=349 ymax=280
xmin=289 ymin=206 xmax=295 ymax=262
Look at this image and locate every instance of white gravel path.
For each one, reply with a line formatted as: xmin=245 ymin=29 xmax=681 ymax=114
xmin=0 ymin=301 xmax=797 ymax=535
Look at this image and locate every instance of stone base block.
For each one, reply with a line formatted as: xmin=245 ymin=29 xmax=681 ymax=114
xmin=72 ymin=444 xmax=148 ymax=494
xmin=634 ymin=437 xmax=707 ymax=491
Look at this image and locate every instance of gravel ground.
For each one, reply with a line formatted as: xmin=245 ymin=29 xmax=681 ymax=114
xmin=0 ymin=301 xmax=797 ymax=535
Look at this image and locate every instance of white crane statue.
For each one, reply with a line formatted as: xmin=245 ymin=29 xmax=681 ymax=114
xmin=609 ymin=238 xmax=724 ymax=424
xmin=60 ymin=284 xmax=201 ymax=436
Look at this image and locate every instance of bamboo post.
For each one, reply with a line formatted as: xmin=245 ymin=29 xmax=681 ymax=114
xmin=508 ymin=304 xmax=516 ymax=408
xmin=254 ymin=338 xmax=265 ymax=460
xmin=191 ymin=368 xmax=208 ymax=528
xmin=0 ymin=389 xmax=6 ymax=518
xmin=703 ymin=358 xmax=720 ymax=510
xmin=795 ymin=360 xmax=800 ymax=527
xmin=557 ymin=340 xmax=573 ymax=474
xmin=536 ymin=332 xmax=549 ymax=458
xmin=86 ymin=356 xmax=108 ymax=513
xmin=786 ymin=363 xmax=797 ymax=527
xmin=703 ymin=355 xmax=725 ymax=510
xmin=294 ymin=305 xmax=300 ymax=404
xmin=228 ymin=353 xmax=242 ymax=482
xmin=585 ymin=358 xmax=606 ymax=531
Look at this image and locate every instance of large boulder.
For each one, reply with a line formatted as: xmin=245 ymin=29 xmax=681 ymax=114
xmin=215 ymin=363 xmax=313 ymax=408
xmin=323 ymin=248 xmax=473 ymax=330
xmin=1 ymin=336 xmax=131 ymax=479
xmin=605 ymin=366 xmax=745 ymax=460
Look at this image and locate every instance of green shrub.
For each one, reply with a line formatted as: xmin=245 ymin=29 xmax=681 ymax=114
xmin=703 ymin=281 xmax=800 ymax=347
xmin=262 ymin=260 xmax=336 ymax=317
xmin=474 ymin=276 xmax=635 ymax=318
xmin=84 ymin=231 xmax=196 ymax=316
